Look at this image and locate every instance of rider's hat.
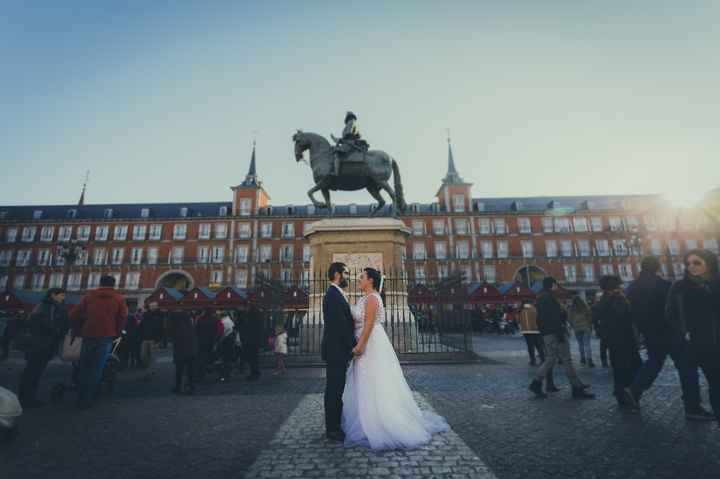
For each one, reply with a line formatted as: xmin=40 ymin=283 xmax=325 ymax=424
xmin=344 ymin=111 xmax=357 ymax=123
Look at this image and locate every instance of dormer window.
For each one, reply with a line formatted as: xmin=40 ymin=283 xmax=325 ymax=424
xmin=140 ymin=208 xmax=150 ymax=218
xmin=66 ymin=209 xmax=77 ymax=219
xmin=307 ymin=205 xmax=315 ymax=215
xmin=219 ymin=206 xmax=228 ymax=217
xmin=103 ymin=208 xmax=113 ymax=219
xmin=349 ymin=204 xmax=358 ymax=215
xmin=0 ymin=211 xmax=7 ymax=219
xmin=179 ymin=207 xmax=188 ymax=217
xmin=474 ymin=201 xmax=485 ymax=212
xmin=33 ymin=210 xmax=44 ymax=219
xmin=287 ymin=206 xmax=294 ymax=215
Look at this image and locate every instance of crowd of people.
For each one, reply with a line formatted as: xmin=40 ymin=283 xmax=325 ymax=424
xmin=522 ymin=249 xmax=719 ymax=426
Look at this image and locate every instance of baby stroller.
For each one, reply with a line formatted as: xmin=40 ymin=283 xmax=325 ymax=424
xmin=0 ymin=386 xmax=21 ymax=442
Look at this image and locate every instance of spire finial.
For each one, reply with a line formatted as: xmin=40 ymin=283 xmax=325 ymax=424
xmin=442 ymin=132 xmax=463 ymax=185
xmin=78 ymin=170 xmax=89 ymax=206
xmin=242 ymin=135 xmax=259 ymax=187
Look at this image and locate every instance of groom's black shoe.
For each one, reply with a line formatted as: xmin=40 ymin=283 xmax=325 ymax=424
xmin=325 ymin=430 xmax=345 ymax=442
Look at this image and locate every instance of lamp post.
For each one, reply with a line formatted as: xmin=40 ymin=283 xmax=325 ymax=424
xmin=56 ymin=241 xmax=86 ymax=290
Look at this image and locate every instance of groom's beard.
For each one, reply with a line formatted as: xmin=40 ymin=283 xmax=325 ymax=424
xmin=339 ymin=278 xmax=349 ymax=289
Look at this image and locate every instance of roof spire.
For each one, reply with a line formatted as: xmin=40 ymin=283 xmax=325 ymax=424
xmin=442 ymin=131 xmax=463 ymax=184
xmin=78 ymin=170 xmax=89 ymax=206
xmin=241 ymin=138 xmax=259 ymax=187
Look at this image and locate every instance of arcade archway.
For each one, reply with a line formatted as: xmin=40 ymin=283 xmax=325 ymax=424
xmin=155 ymin=270 xmax=194 ymax=290
xmin=513 ymin=265 xmax=547 ymax=288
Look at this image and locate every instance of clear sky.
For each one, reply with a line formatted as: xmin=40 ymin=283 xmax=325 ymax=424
xmin=1 ymin=1 xmax=717 ymax=208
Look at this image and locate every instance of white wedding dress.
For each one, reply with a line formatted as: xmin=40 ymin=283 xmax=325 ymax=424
xmin=341 ymin=292 xmax=450 ymax=450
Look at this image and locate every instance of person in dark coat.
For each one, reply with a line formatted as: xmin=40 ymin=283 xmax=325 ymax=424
xmin=240 ymin=306 xmax=263 ymax=382
xmin=593 ymin=275 xmax=641 ymax=409
xmin=0 ymin=312 xmax=13 ymax=360
xmin=623 ymin=256 xmax=712 ymax=420
xmin=18 ymin=288 xmax=69 ymax=408
xmin=661 ymin=249 xmax=720 ymax=425
xmin=195 ymin=309 xmax=218 ymax=381
xmin=170 ymin=311 xmax=197 ymax=395
xmin=321 ymin=262 xmax=357 ymax=441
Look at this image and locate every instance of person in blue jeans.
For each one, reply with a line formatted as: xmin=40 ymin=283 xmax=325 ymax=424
xmin=71 ymin=275 xmax=128 ymax=410
xmin=623 ymin=256 xmax=714 ymax=421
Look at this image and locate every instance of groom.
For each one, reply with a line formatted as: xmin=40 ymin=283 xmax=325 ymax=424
xmin=321 ymin=262 xmax=357 ymax=442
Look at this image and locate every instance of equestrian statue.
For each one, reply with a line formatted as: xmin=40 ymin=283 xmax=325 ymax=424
xmin=293 ymin=111 xmax=407 ymax=215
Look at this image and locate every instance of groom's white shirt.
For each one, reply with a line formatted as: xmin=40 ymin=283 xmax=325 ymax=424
xmin=331 ymin=283 xmax=348 ymax=302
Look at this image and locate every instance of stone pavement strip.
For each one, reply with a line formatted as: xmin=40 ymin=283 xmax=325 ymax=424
xmin=245 ymin=392 xmax=497 ymax=479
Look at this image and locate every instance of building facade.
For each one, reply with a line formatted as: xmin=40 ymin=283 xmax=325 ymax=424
xmin=1 ymin=141 xmax=718 ymax=305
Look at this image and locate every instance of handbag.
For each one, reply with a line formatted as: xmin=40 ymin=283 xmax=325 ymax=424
xmin=60 ymin=331 xmax=83 ymax=362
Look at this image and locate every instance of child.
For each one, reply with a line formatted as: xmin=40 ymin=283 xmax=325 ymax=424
xmin=171 ymin=311 xmax=197 ymax=395
xmin=273 ymin=325 xmax=288 ymax=376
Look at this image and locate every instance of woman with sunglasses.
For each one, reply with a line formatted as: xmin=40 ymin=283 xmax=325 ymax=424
xmin=666 ymin=249 xmax=720 ymax=425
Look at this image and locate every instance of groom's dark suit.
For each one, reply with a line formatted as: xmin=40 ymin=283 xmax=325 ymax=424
xmin=321 ymin=284 xmax=357 ymax=435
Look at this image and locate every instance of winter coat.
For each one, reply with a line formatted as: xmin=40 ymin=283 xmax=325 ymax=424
xmin=27 ymin=298 xmax=69 ymax=353
xmin=140 ymin=310 xmax=164 ymax=342
xmin=568 ymin=301 xmax=593 ymax=331
xmin=536 ymin=292 xmax=567 ymax=337
xmin=71 ymin=288 xmax=128 ymax=338
xmin=626 ymin=271 xmax=674 ymax=344
xmin=518 ymin=305 xmax=540 ymax=334
xmin=592 ymin=291 xmax=637 ymax=348
xmin=666 ymin=275 xmax=720 ymax=353
xmin=171 ymin=311 xmax=198 ymax=362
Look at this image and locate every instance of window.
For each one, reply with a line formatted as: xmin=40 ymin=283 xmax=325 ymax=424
xmin=130 ymin=247 xmax=143 ymax=265
xmin=214 ymin=223 xmax=228 ymax=240
xmin=21 ymin=226 xmax=37 ymax=242
xmin=5 ymin=228 xmax=18 ymax=243
xmin=0 ymin=250 xmax=12 ymax=266
xmin=433 ymin=220 xmax=446 ymax=235
xmin=111 ymin=248 xmax=124 ymax=265
xmin=148 ymin=224 xmax=163 ymax=240
xmin=109 ymin=272 xmax=122 ymax=287
xmin=114 ymin=225 xmax=128 ymax=241
xmin=481 ymin=241 xmax=493 ymax=259
xmin=668 ymin=239 xmax=680 ymax=255
xmin=493 ymin=218 xmax=507 ymax=235
xmin=15 ymin=250 xmax=31 ymax=266
xmin=644 ymin=215 xmax=657 ymax=232
xmin=560 ymin=240 xmax=574 ymax=257
xmin=591 ymin=217 xmax=603 ymax=232
xmin=58 ymin=226 xmax=72 ymax=242
xmin=87 ymin=273 xmax=101 ymax=289
xmin=179 ymin=207 xmax=189 ymax=217
xmin=650 ymin=239 xmax=662 ymax=255
xmin=577 ymin=240 xmax=591 ymax=257
xmin=497 ymin=240 xmax=509 ymax=258
xmin=0 ymin=275 xmax=7 ymax=290
xmin=140 ymin=208 xmax=150 ymax=218
xmin=608 ymin=216 xmax=623 ymax=232
xmin=600 ymin=264 xmax=614 ymax=276
xmin=619 ymin=263 xmax=634 ymax=281
xmin=545 ymin=240 xmax=558 ymax=258
xmin=77 ymin=225 xmax=91 ymax=241
xmin=67 ymin=273 xmax=82 ymax=291
xmin=452 ymin=194 xmax=465 ymax=213
xmin=55 ymin=253 xmax=65 ymax=267
xmin=434 ymin=241 xmax=447 ymax=260
xmin=235 ymin=269 xmax=248 ymax=288
xmin=147 ymin=247 xmax=159 ymax=265
xmin=280 ymin=269 xmax=292 ymax=285
xmin=33 ymin=210 xmax=43 ymax=219
xmin=173 ymin=224 xmax=187 ymax=240
xmin=239 ymin=199 xmax=252 ymax=216
xmin=237 ymin=223 xmax=252 ymax=239
xmin=219 ymin=206 xmax=228 ymax=217
xmin=438 ymin=264 xmax=449 ymax=279
xmin=66 ymin=209 xmax=77 ymax=219
xmin=413 ymin=242 xmax=427 ymax=260
xmin=32 ymin=273 xmax=45 ymax=290
xmin=625 ymin=216 xmax=640 ymax=232
xmin=37 ymin=249 xmax=51 ymax=266
xmin=455 ymin=240 xmax=470 ymax=259
xmin=259 ymin=245 xmax=272 ymax=262
xmin=198 ymin=223 xmax=211 ymax=240
xmin=412 ymin=220 xmax=425 ymax=236
xmin=563 ymin=265 xmax=577 ymax=283
xmin=282 ymin=223 xmax=295 ymax=238
xmin=301 ymin=270 xmax=310 ymax=287
xmin=573 ymin=217 xmax=588 ymax=233
xmin=132 ymin=225 xmax=147 ymax=241
xmin=40 ymin=226 xmax=54 ymax=242
xmin=93 ymin=248 xmax=107 ymax=266
xmin=103 ymin=208 xmax=113 ymax=219
xmin=280 ymin=245 xmax=294 ymax=262
xmin=542 ymin=217 xmax=554 ymax=233
xmin=197 ymin=245 xmax=209 ymax=264
xmin=483 ymin=265 xmax=496 ymax=283
xmin=554 ymin=217 xmax=572 ymax=233
xmin=613 ymin=239 xmax=628 ymax=256
xmin=95 ymin=225 xmax=109 ymax=241
xmin=303 ymin=222 xmax=314 ymax=236
xmin=260 ymin=223 xmax=273 ymax=238
xmin=171 ymin=247 xmax=184 ymax=264
xmin=12 ymin=274 xmax=26 ymax=289
xmin=518 ymin=217 xmax=532 ymax=234
xmin=348 ymin=204 xmax=358 ymax=215
xmin=582 ymin=264 xmax=595 ymax=282
xmin=235 ymin=245 xmax=249 ymax=263
xmin=454 ymin=219 xmax=469 ymax=235
xmin=414 ymin=266 xmax=426 ymax=283
xmin=126 ymin=272 xmax=141 ymax=290
xmin=303 ymin=245 xmax=311 ymax=262
xmin=49 ymin=273 xmax=64 ymax=289
xmin=212 ymin=246 xmax=225 ymax=263
xmin=703 ymin=239 xmax=719 ymax=254
xmin=478 ymin=218 xmax=491 ymax=235
xmin=685 ymin=239 xmax=698 ymax=250
xmin=76 ymin=249 xmax=88 ymax=266
xmin=521 ymin=240 xmax=534 ymax=258
xmin=595 ymin=239 xmax=610 ymax=256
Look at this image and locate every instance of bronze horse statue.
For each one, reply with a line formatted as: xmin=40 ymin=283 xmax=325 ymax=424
xmin=293 ymin=131 xmax=406 ymax=215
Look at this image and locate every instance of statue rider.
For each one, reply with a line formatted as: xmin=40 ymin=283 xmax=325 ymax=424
xmin=330 ymin=111 xmax=369 ymax=177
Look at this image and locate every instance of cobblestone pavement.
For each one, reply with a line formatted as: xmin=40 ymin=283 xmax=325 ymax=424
xmin=245 ymin=392 xmax=496 ymax=479
xmin=1 ymin=336 xmax=718 ymax=479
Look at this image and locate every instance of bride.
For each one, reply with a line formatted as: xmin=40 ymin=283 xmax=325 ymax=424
xmin=341 ymin=267 xmax=450 ymax=449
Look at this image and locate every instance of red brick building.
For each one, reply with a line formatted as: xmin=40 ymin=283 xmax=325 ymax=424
xmin=1 ymin=140 xmax=718 ymax=305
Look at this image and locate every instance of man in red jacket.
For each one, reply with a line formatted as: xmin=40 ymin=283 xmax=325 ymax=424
xmin=71 ymin=275 xmax=128 ymax=409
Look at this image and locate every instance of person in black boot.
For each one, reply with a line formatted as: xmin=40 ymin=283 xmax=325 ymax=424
xmin=240 ymin=306 xmax=262 ymax=382
xmin=593 ymin=275 xmax=641 ymax=410
xmin=529 ymin=277 xmax=595 ymax=400
xmin=171 ymin=311 xmax=197 ymax=395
